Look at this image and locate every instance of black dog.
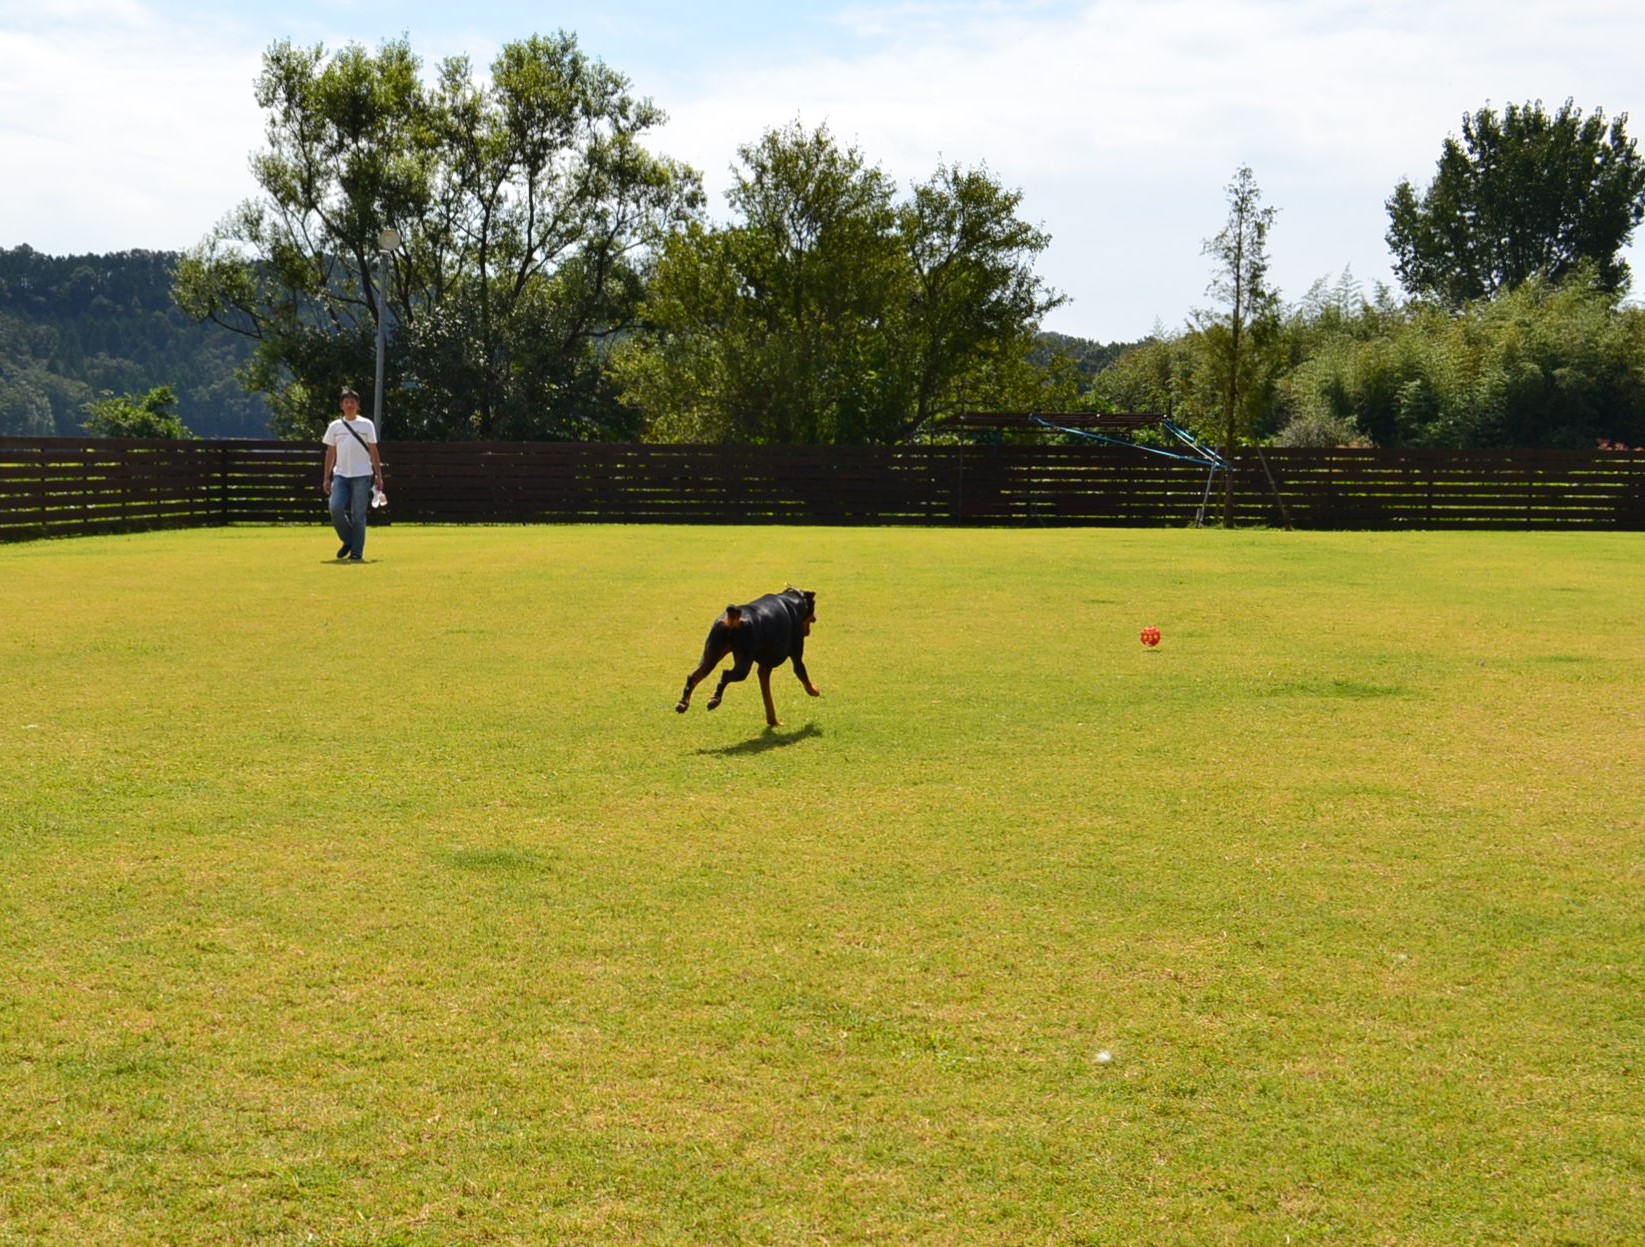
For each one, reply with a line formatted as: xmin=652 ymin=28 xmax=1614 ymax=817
xmin=676 ymin=588 xmax=820 ymax=726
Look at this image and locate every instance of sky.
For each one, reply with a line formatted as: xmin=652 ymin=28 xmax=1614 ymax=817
xmin=2 ymin=0 xmax=1642 ymax=343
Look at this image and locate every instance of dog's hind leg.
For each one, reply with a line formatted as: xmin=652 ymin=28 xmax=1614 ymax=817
xmin=707 ymin=655 xmax=752 ymax=711
xmin=677 ymin=644 xmax=731 ymax=713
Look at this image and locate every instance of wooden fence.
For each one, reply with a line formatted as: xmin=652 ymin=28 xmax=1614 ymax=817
xmin=3 ymin=436 xmax=1643 ymax=541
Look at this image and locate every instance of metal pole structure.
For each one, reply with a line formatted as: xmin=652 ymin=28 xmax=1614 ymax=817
xmin=372 ymin=228 xmax=401 ymax=436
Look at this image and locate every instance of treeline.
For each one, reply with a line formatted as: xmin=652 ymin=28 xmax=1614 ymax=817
xmin=0 ymin=246 xmax=271 ymax=438
xmin=8 ymin=34 xmax=1645 ymax=454
xmin=0 ymin=236 xmax=1124 ymax=442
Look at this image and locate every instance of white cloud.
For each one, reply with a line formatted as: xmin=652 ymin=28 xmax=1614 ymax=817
xmin=0 ymin=5 xmax=265 ymax=254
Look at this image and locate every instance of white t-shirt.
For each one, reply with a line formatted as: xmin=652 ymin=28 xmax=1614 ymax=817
xmin=323 ymin=416 xmax=378 ymax=477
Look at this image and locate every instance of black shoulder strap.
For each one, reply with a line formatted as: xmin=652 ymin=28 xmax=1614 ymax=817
xmin=341 ymin=420 xmax=375 ymax=453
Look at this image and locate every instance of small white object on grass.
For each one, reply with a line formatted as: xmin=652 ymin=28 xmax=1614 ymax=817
xmin=1095 ymin=1049 xmax=1113 ymax=1064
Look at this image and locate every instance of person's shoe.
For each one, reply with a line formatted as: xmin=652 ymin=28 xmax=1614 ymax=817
xmin=337 ymin=543 xmax=349 ymax=559
xmin=348 ymin=555 xmax=363 ymax=562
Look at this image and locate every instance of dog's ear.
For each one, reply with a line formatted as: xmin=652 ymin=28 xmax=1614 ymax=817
xmin=725 ymin=605 xmax=741 ymax=623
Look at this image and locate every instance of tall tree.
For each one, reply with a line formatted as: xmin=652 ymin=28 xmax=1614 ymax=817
xmin=1387 ymin=100 xmax=1645 ymax=307
xmin=174 ymin=33 xmax=702 ymax=440
xmin=899 ymin=164 xmax=1067 ymax=435
xmin=615 ymin=122 xmax=1064 ymax=444
xmin=1200 ymin=165 xmax=1279 ymax=524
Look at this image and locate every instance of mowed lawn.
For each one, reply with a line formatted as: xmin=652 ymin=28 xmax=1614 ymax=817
xmin=2 ymin=524 xmax=1641 ymax=1246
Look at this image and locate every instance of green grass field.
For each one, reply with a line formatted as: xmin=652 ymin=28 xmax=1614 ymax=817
xmin=2 ymin=524 xmax=1642 ymax=1246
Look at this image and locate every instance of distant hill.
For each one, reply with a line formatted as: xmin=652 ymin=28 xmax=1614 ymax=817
xmin=1031 ymin=330 xmax=1138 ymax=392
xmin=0 ymin=246 xmax=270 ymax=438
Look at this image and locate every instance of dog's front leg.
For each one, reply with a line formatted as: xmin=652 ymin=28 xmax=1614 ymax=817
xmin=757 ymin=665 xmax=779 ymax=726
xmin=792 ymin=656 xmax=821 ymax=698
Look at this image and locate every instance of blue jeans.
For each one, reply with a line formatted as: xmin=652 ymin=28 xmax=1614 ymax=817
xmin=329 ymin=474 xmax=373 ymax=558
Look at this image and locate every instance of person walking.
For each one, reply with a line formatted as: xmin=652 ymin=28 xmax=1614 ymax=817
xmin=321 ymin=387 xmax=384 ymax=561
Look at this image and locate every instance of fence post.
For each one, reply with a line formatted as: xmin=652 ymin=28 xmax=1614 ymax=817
xmin=1254 ymin=447 xmax=1292 ymax=530
xmin=34 ymin=441 xmax=48 ymax=539
xmin=1629 ymin=454 xmax=1645 ymax=529
xmin=218 ymin=443 xmax=230 ymax=526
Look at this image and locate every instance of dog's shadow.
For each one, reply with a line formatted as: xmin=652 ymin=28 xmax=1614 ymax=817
xmin=697 ymin=722 xmax=823 ymax=757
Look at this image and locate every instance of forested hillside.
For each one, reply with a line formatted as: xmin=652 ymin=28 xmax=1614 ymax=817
xmin=0 ymin=246 xmax=270 ymax=438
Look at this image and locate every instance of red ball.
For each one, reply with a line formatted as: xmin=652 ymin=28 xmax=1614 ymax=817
xmin=1140 ymin=626 xmax=1161 ymax=647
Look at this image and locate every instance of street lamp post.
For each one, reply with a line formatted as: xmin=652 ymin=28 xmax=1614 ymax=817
xmin=373 ymin=227 xmax=401 ymax=436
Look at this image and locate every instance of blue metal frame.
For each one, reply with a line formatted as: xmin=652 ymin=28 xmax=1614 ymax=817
xmin=1026 ymin=414 xmax=1229 ymax=526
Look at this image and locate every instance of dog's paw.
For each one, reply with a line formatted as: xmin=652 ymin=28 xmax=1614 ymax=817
xmin=675 ymin=701 xmax=689 ymax=714
xmin=706 ymin=696 xmax=722 ymax=711
xmin=806 ymin=685 xmax=822 ymax=697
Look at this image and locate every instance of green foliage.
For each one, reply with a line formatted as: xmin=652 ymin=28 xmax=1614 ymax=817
xmin=0 ymin=314 xmax=70 ymax=436
xmin=1387 ymin=99 xmax=1645 ymax=307
xmin=1275 ymin=269 xmax=1645 ymax=448
xmin=1029 ymin=330 xmax=1137 ymax=394
xmin=4 ymin=526 xmax=1642 ymax=1244
xmin=0 ymin=246 xmax=269 ymax=437
xmin=81 ymin=385 xmax=195 ymax=439
xmin=1094 ymin=267 xmax=1645 ymax=450
xmin=174 ymin=33 xmax=702 ymax=441
xmin=614 ymin=122 xmax=1067 ymax=444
